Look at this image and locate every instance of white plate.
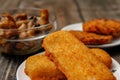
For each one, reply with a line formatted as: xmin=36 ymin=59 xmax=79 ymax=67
xmin=16 ymin=52 xmax=120 ymax=80
xmin=62 ymin=23 xmax=120 ymax=48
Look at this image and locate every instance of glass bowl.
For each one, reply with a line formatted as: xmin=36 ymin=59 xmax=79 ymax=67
xmin=0 ymin=8 xmax=57 ymax=55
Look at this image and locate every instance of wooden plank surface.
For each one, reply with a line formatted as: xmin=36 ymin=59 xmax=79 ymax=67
xmin=0 ymin=0 xmax=119 ymax=80
xmin=76 ymin=0 xmax=120 ymax=20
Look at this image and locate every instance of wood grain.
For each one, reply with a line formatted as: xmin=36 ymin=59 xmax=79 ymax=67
xmin=76 ymin=0 xmax=120 ymax=21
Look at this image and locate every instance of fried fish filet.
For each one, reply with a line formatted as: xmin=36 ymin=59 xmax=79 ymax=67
xmin=25 ymin=49 xmax=112 ymax=80
xmin=69 ymin=30 xmax=112 ymax=45
xmin=42 ymin=31 xmax=116 ymax=80
xmin=25 ymin=54 xmax=66 ymax=80
xmin=83 ymin=19 xmax=120 ymax=37
xmin=90 ymin=48 xmax=112 ymax=69
xmin=46 ymin=48 xmax=112 ymax=69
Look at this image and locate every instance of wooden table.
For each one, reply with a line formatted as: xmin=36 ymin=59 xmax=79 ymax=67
xmin=0 ymin=0 xmax=120 ymax=80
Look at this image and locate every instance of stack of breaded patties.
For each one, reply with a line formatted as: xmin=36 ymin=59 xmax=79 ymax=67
xmin=25 ymin=30 xmax=116 ymax=80
xmin=83 ymin=19 xmax=120 ymax=38
xmin=25 ymin=48 xmax=112 ymax=80
xmin=42 ymin=31 xmax=116 ymax=80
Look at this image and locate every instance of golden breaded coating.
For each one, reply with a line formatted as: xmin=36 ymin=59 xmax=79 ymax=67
xmin=25 ymin=54 xmax=66 ymax=80
xmin=42 ymin=31 xmax=116 ymax=80
xmin=69 ymin=30 xmax=112 ymax=45
xmin=83 ymin=19 xmax=120 ymax=37
xmin=25 ymin=49 xmax=112 ymax=80
xmin=90 ymin=48 xmax=112 ymax=69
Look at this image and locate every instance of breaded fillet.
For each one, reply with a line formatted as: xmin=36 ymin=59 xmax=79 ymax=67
xmin=25 ymin=54 xmax=66 ymax=80
xmin=42 ymin=31 xmax=116 ymax=80
xmin=25 ymin=49 xmax=112 ymax=80
xmin=90 ymin=48 xmax=112 ymax=69
xmin=83 ymin=19 xmax=120 ymax=37
xmin=69 ymin=30 xmax=112 ymax=45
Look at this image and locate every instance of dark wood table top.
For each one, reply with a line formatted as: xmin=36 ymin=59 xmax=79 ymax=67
xmin=0 ymin=0 xmax=120 ymax=80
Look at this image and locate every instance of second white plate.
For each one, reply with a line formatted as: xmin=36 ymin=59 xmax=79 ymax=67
xmin=62 ymin=23 xmax=120 ymax=48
